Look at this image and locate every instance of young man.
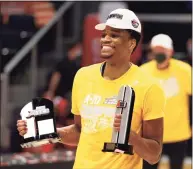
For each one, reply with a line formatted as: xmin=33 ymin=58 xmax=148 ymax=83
xmin=17 ymin=9 xmax=165 ymax=169
xmin=141 ymin=34 xmax=192 ymax=169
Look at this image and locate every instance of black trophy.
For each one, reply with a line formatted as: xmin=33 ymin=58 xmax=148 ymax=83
xmin=102 ymin=85 xmax=135 ymax=155
xmin=20 ymin=98 xmax=61 ymax=148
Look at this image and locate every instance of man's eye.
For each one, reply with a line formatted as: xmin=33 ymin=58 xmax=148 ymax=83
xmin=102 ymin=33 xmax=106 ymax=38
xmin=111 ymin=34 xmax=119 ymax=38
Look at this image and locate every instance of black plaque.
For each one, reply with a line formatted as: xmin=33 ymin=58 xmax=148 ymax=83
xmin=20 ymin=98 xmax=61 ymax=148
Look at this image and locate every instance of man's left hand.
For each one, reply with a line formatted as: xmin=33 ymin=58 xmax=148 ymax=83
xmin=113 ymin=114 xmax=137 ymax=145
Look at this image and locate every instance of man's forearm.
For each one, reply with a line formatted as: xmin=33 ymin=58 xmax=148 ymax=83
xmin=48 ymin=72 xmax=61 ymax=94
xmin=130 ymin=132 xmax=162 ymax=165
xmin=57 ymin=124 xmax=81 ymax=146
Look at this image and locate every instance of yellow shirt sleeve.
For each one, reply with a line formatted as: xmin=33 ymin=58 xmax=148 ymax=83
xmin=143 ymin=83 xmax=166 ymax=120
xmin=71 ymin=68 xmax=83 ymax=115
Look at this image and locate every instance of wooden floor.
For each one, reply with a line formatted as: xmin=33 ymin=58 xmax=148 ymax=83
xmin=158 ymin=156 xmax=192 ymax=169
xmin=159 ymin=163 xmax=191 ymax=169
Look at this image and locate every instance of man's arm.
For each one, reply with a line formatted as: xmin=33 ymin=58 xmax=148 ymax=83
xmin=45 ymin=72 xmax=61 ymax=98
xmin=133 ymin=83 xmax=165 ymax=164
xmin=114 ymin=83 xmax=165 ymax=164
xmin=129 ymin=118 xmax=163 ymax=165
xmin=114 ymin=115 xmax=163 ymax=164
xmin=56 ymin=115 xmax=81 ymax=146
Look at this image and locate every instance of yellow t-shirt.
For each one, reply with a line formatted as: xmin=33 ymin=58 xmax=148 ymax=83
xmin=71 ymin=63 xmax=165 ymax=169
xmin=140 ymin=59 xmax=192 ymax=143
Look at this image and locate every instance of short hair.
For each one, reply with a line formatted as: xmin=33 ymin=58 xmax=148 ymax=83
xmin=126 ymin=29 xmax=141 ymax=53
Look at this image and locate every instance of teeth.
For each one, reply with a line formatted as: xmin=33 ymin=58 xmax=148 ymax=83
xmin=102 ymin=46 xmax=113 ymax=51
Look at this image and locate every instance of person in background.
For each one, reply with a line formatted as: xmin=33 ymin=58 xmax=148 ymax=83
xmin=19 ymin=44 xmax=81 ymax=153
xmin=185 ymin=38 xmax=192 ymax=158
xmin=141 ymin=34 xmax=192 ymax=169
xmin=185 ymin=38 xmax=192 ymax=66
xmin=43 ymin=43 xmax=82 ymax=127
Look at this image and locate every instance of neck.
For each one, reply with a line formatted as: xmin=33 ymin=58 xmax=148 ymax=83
xmin=103 ymin=60 xmax=132 ymax=80
xmin=157 ymin=61 xmax=169 ymax=70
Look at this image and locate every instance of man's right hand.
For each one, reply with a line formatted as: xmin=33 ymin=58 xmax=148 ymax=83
xmin=17 ymin=120 xmax=28 ymax=136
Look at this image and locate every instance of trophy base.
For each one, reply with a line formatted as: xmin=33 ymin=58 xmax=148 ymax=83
xmin=20 ymin=138 xmax=61 ymax=148
xmin=20 ymin=132 xmax=62 ymax=148
xmin=102 ymin=142 xmax=134 ymax=155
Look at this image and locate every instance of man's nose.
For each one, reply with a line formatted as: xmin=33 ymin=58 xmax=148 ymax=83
xmin=102 ymin=35 xmax=112 ymax=43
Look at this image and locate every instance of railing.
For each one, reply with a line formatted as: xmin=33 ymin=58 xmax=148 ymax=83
xmin=0 ymin=2 xmax=78 ymax=141
xmin=137 ymin=13 xmax=192 ymax=23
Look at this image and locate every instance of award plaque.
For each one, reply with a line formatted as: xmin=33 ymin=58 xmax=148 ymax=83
xmin=20 ymin=98 xmax=61 ymax=148
xmin=102 ymin=85 xmax=135 ymax=155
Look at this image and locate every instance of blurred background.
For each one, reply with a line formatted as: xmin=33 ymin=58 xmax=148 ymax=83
xmin=0 ymin=1 xmax=192 ymax=169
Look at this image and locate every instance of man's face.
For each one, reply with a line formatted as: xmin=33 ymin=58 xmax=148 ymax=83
xmin=100 ymin=26 xmax=135 ymax=62
xmin=151 ymin=46 xmax=173 ymax=64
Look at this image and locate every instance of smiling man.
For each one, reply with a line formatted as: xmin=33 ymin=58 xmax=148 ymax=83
xmin=17 ymin=9 xmax=165 ymax=169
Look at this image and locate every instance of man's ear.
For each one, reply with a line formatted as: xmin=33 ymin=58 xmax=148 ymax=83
xmin=170 ymin=49 xmax=174 ymax=57
xmin=129 ymin=39 xmax=137 ymax=52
